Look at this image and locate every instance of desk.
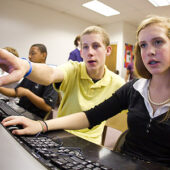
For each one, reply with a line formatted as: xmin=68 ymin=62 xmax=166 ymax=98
xmin=47 ymin=130 xmax=170 ymax=170
xmin=1 ymin=100 xmax=170 ymax=170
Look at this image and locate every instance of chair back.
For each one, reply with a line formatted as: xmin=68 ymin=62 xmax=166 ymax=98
xmin=113 ymin=129 xmax=128 ymax=152
xmin=101 ymin=110 xmax=128 ymax=149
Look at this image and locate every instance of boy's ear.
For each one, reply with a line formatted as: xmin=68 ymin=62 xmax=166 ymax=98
xmin=106 ymin=46 xmax=112 ymax=56
xmin=42 ymin=52 xmax=47 ymax=61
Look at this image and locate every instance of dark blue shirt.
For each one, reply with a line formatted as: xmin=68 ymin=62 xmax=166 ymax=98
xmin=16 ymin=78 xmax=58 ymax=118
xmin=68 ymin=48 xmax=83 ymax=62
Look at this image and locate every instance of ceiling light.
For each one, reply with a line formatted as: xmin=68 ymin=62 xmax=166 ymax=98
xmin=82 ymin=0 xmax=120 ymax=17
xmin=148 ymin=0 xmax=170 ymax=7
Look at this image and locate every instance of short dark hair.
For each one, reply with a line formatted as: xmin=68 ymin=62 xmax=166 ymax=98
xmin=31 ymin=44 xmax=47 ymax=55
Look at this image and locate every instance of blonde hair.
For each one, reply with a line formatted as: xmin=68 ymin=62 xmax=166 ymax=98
xmin=80 ymin=26 xmax=110 ymax=47
xmin=3 ymin=47 xmax=19 ymax=57
xmin=134 ymin=15 xmax=170 ymax=79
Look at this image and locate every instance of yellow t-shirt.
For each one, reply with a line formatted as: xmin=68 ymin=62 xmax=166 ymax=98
xmin=53 ymin=61 xmax=125 ymax=145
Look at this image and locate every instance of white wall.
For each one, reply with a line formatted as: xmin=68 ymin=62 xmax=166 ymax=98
xmin=0 ymin=0 xmax=91 ymax=65
xmin=103 ymin=22 xmax=124 ymax=76
xmin=122 ymin=22 xmax=137 ymax=77
xmin=0 ymin=0 xmax=136 ymax=78
xmin=103 ymin=22 xmax=136 ymax=78
xmin=119 ymin=22 xmax=137 ymax=78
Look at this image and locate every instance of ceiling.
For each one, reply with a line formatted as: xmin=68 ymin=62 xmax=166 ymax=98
xmin=20 ymin=0 xmax=170 ymax=26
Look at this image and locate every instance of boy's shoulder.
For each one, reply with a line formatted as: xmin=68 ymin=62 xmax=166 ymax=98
xmin=107 ymin=68 xmax=125 ymax=82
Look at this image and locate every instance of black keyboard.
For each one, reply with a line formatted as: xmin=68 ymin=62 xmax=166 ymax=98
xmin=0 ymin=100 xmax=112 ymax=170
xmin=0 ymin=99 xmax=19 ymax=118
xmin=13 ymin=134 xmax=111 ymax=170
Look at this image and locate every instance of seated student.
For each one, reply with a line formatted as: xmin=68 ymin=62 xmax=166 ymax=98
xmin=1 ymin=15 xmax=170 ymax=166
xmin=3 ymin=46 xmax=19 ymax=57
xmin=68 ymin=35 xmax=83 ymax=62
xmin=0 ymin=26 xmax=125 ymax=145
xmin=0 ymin=44 xmax=58 ymax=119
xmin=125 ymin=55 xmax=137 ymax=82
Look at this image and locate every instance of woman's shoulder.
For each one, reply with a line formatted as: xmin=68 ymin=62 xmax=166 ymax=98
xmin=119 ymin=78 xmax=139 ymax=92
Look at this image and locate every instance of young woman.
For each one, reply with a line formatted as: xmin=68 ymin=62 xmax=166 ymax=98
xmin=1 ymin=15 xmax=170 ymax=166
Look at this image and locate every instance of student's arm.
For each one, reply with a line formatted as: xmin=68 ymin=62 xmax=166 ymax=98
xmin=16 ymin=87 xmax=52 ymax=112
xmin=0 ymin=49 xmax=64 ymax=86
xmin=1 ymin=81 xmax=134 ymax=136
xmin=0 ymin=87 xmax=16 ymax=97
xmin=28 ymin=63 xmax=64 ymax=85
xmin=46 ymin=112 xmax=89 ymax=131
xmin=1 ymin=112 xmax=89 ymax=135
xmin=0 ymin=86 xmax=52 ymax=112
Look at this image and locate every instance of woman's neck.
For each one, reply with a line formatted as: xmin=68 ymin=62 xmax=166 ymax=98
xmin=149 ymin=74 xmax=170 ymax=113
xmin=150 ymin=70 xmax=170 ymax=89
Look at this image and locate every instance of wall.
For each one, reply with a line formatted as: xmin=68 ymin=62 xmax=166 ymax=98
xmin=103 ymin=22 xmax=123 ymax=76
xmin=122 ymin=22 xmax=137 ymax=78
xmin=0 ymin=0 xmax=91 ymax=65
xmin=103 ymin=22 xmax=136 ymax=78
xmin=0 ymin=0 xmax=136 ymax=78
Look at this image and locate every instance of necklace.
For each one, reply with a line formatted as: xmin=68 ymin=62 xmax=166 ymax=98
xmin=147 ymin=89 xmax=170 ymax=106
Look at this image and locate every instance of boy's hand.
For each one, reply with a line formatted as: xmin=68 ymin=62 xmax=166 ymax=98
xmin=0 ymin=49 xmax=29 ymax=86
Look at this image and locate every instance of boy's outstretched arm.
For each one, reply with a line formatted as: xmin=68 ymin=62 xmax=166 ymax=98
xmin=0 ymin=49 xmax=64 ymax=86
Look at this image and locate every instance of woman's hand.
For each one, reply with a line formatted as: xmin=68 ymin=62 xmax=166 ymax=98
xmin=1 ymin=116 xmax=42 ymax=135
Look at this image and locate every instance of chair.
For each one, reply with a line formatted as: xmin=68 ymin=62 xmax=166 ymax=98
xmin=43 ymin=110 xmax=53 ymax=120
xmin=101 ymin=126 xmax=122 ymax=150
xmin=113 ymin=129 xmax=128 ymax=152
xmin=101 ymin=110 xmax=128 ymax=150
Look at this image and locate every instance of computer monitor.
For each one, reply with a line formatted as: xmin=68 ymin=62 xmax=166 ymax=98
xmin=0 ymin=124 xmax=47 ymax=170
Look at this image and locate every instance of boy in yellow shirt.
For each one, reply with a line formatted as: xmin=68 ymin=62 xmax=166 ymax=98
xmin=0 ymin=26 xmax=125 ymax=145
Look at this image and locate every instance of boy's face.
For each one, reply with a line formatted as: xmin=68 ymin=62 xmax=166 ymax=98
xmin=80 ymin=33 xmax=111 ymax=77
xmin=29 ymin=46 xmax=46 ymax=63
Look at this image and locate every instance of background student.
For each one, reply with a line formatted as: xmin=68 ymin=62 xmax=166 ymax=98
xmin=1 ymin=15 xmax=170 ymax=166
xmin=0 ymin=44 xmax=58 ymax=119
xmin=0 ymin=26 xmax=125 ymax=145
xmin=125 ymin=55 xmax=136 ymax=82
xmin=68 ymin=35 xmax=83 ymax=62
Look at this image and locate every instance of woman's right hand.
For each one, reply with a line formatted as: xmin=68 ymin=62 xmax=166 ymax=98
xmin=1 ymin=116 xmax=42 ymax=135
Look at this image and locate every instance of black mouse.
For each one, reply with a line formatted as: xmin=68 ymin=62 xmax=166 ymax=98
xmin=7 ymin=125 xmax=23 ymax=132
